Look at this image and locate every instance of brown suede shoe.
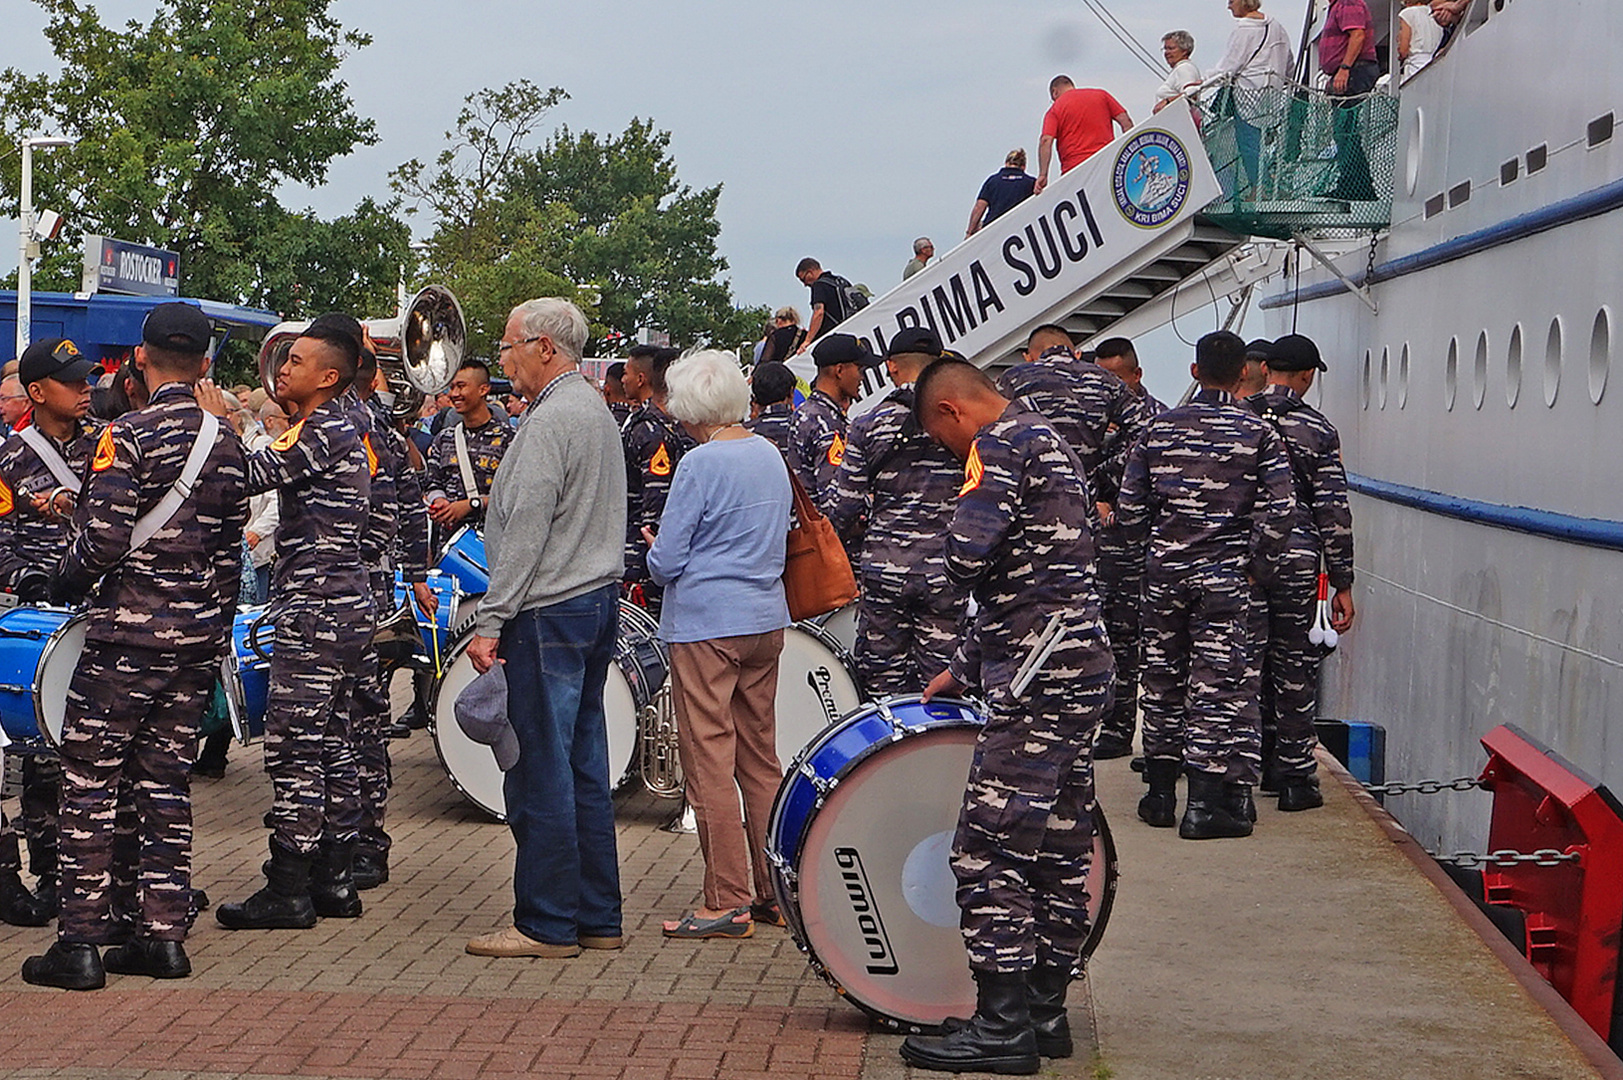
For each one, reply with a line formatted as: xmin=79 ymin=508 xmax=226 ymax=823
xmin=465 ymin=926 xmax=580 ymax=958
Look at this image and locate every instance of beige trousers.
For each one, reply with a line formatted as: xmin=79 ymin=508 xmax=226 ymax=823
xmin=668 ymin=630 xmax=784 ymax=911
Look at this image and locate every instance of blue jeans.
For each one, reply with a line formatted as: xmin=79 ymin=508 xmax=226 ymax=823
xmin=499 ymin=585 xmax=623 ymax=944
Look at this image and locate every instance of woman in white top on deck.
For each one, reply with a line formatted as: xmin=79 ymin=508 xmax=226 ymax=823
xmin=1153 ymin=30 xmax=1203 ymax=114
xmin=1206 ymin=0 xmax=1295 ymax=199
xmin=1398 ymin=0 xmax=1445 ymax=82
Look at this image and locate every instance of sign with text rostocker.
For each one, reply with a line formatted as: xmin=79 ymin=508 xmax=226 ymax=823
xmin=81 ymin=235 xmax=180 ymax=298
xmin=790 ymin=102 xmax=1221 ymax=412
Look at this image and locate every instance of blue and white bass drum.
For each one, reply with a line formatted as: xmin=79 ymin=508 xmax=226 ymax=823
xmin=766 ymin=695 xmax=1118 ymax=1032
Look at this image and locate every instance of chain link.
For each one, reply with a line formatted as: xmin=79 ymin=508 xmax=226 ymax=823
xmin=1432 ymin=848 xmax=1583 ymax=869
xmin=1364 ymin=776 xmax=1483 ymax=796
xmin=1366 ymin=228 xmax=1380 ymax=282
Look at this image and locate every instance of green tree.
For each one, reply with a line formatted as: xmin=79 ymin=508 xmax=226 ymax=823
xmin=394 ymin=82 xmax=765 ymax=357
xmin=0 ymin=0 xmax=408 ymax=319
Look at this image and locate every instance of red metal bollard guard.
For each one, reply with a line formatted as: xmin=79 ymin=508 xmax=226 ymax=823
xmin=1478 ymin=724 xmax=1623 ymax=1051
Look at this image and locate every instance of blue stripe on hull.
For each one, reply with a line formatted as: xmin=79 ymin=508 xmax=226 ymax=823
xmin=1347 ymin=473 xmax=1623 ymax=551
xmin=1260 ymin=175 xmax=1623 ymax=309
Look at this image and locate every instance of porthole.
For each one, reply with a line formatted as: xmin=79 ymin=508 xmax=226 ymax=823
xmin=1378 ymin=346 xmax=1389 ymax=410
xmin=1397 ymin=343 xmax=1411 ymax=408
xmin=1444 ymin=338 xmax=1459 ymax=411
xmin=1505 ymin=324 xmax=1523 ymax=407
xmin=1472 ymin=332 xmax=1488 ymax=410
xmin=1545 ymin=317 xmax=1563 ymax=406
xmin=1406 ymin=109 xmax=1425 ymax=196
xmin=1589 ymin=308 xmax=1610 ymax=404
xmin=1361 ymin=350 xmax=1372 ymax=409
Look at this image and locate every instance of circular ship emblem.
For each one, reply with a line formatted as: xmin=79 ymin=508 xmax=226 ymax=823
xmin=1113 ymin=130 xmax=1192 ymax=229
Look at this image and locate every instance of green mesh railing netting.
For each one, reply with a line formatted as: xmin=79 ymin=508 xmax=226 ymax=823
xmin=1194 ymin=81 xmax=1399 ymax=240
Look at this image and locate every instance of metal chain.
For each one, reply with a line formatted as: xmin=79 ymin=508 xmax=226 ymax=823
xmin=1432 ymin=848 xmax=1583 ymax=869
xmin=1366 ymin=228 xmax=1380 ymax=282
xmin=1364 ymin=776 xmax=1483 ymax=796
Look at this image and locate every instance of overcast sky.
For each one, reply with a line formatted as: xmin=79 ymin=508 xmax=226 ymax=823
xmin=4 ymin=0 xmax=1300 ymax=392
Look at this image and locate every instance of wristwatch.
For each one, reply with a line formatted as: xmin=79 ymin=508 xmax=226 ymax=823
xmin=469 ymin=496 xmax=484 ymax=512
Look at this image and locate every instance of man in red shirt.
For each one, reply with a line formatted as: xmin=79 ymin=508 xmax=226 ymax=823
xmin=1035 ymin=76 xmax=1133 ymax=194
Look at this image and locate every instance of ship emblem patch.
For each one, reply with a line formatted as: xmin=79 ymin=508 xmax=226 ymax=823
xmin=1113 ymin=129 xmax=1192 ymax=229
xmin=960 ymin=441 xmax=984 ymax=496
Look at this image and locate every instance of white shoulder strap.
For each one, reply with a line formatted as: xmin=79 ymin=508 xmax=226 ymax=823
xmin=17 ymin=426 xmax=82 ymax=494
xmin=129 ymin=411 xmax=221 ymax=554
xmin=453 ymin=422 xmax=479 ymax=499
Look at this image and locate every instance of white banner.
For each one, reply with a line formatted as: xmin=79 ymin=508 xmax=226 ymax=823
xmin=790 ymin=101 xmax=1222 ymax=410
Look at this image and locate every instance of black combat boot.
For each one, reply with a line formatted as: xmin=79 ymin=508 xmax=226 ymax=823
xmin=1179 ymin=772 xmax=1253 ymax=840
xmin=1226 ymin=782 xmax=1257 ymax=824
xmin=353 ymin=849 xmax=389 ymax=890
xmin=1136 ymin=758 xmax=1180 ymax=828
xmin=0 ymin=869 xmax=50 ymax=927
xmin=103 ymin=937 xmax=191 ymax=979
xmin=900 ymin=970 xmax=1039 ymax=1074
xmin=217 ymin=842 xmax=318 ymax=929
xmin=1258 ymin=728 xmax=1281 ymax=794
xmin=21 ymin=941 xmax=105 ymax=990
xmin=1277 ymin=775 xmax=1325 ymax=812
xmin=1092 ymin=730 xmax=1133 ymax=760
xmin=1026 ymin=965 xmax=1075 ymax=1058
xmin=309 ymin=839 xmax=363 ymax=918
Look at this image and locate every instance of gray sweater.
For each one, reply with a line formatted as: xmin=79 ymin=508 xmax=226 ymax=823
xmin=474 ymin=371 xmax=627 ymax=637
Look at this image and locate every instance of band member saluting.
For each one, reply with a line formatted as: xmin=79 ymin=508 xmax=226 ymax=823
xmin=904 ymin=358 xmax=1114 ymax=1075
xmin=826 ymin=328 xmax=969 ymax=696
xmin=23 ymin=304 xmax=248 ymax=989
xmin=0 ymin=336 xmax=105 ymax=926
xmin=200 ymin=323 xmax=373 ymax=930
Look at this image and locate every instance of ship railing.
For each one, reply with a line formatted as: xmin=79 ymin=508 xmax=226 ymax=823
xmin=1191 ymin=75 xmax=1399 ymax=241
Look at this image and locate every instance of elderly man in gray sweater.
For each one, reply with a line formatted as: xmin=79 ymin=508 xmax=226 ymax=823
xmin=464 ymin=298 xmax=629 ymax=959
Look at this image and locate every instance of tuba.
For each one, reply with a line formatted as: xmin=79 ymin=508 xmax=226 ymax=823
xmin=255 ymin=285 xmax=467 ymax=424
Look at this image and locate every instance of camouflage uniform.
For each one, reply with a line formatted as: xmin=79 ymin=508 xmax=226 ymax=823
xmin=785 ymin=389 xmax=849 ymax=517
xmin=1094 ymin=389 xmax=1169 ymax=747
xmin=608 ymin=400 xmax=634 ymax=430
xmin=942 ymin=405 xmax=1114 ymax=974
xmin=1115 ymin=388 xmax=1297 ymax=784
xmin=245 ymin=397 xmax=373 ymax=857
xmin=1245 ymin=385 xmax=1354 ymax=780
xmin=53 ymin=383 xmax=248 ymax=942
xmin=0 ymin=421 xmax=100 ymax=890
xmin=425 ymin=414 xmax=510 ymax=511
xmin=825 ymin=385 xmax=967 ymax=696
xmin=744 ymin=402 xmax=794 ymax=456
xmin=621 ymin=400 xmax=696 ymax=612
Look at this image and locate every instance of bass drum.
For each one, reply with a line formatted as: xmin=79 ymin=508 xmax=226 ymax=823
xmin=431 ymin=600 xmax=663 ymax=821
xmin=812 ymin=602 xmax=859 ymax=656
xmin=766 ymin=695 xmax=1118 ymax=1032
xmin=776 ymin=621 xmax=863 ymax=768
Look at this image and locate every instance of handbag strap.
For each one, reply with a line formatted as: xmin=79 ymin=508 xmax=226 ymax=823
xmin=782 ymin=456 xmax=823 ymax=527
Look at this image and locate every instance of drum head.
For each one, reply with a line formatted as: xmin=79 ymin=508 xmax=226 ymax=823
xmin=776 ymin=624 xmax=862 ymax=766
xmin=816 ymin=603 xmax=859 ymax=655
xmin=35 ymin=613 xmax=89 ymax=749
xmin=792 ymin=724 xmax=1117 ymax=1030
xmin=432 ymin=637 xmax=643 ymax=821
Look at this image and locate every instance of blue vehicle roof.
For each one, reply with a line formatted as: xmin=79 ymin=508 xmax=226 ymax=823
xmin=0 ymin=291 xmax=283 ymax=367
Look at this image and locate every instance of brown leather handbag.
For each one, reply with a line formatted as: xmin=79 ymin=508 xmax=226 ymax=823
xmin=782 ymin=466 xmax=858 ymax=621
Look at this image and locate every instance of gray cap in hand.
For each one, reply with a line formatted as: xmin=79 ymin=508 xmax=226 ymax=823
xmin=454 ymin=664 xmax=519 ymax=771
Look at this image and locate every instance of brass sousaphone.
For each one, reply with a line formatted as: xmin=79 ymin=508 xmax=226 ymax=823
xmin=255 ymin=284 xmax=467 ymax=424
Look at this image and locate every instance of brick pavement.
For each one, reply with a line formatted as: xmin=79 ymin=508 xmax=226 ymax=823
xmin=0 ymin=677 xmax=1103 ymax=1080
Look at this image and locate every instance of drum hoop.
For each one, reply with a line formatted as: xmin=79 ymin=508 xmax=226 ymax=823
xmin=616 ymin=600 xmax=661 ymax=640
xmin=787 ymin=618 xmax=859 ymax=680
xmin=31 ymin=609 xmax=87 ymax=750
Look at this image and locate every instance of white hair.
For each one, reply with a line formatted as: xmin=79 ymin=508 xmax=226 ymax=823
xmin=913 ymin=236 xmax=933 ymax=255
xmin=665 ymin=350 xmax=751 ymax=427
xmin=512 ymin=297 xmax=588 ymax=362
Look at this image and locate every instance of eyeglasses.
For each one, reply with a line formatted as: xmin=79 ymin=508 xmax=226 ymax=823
xmin=497 ymin=336 xmax=542 ymax=355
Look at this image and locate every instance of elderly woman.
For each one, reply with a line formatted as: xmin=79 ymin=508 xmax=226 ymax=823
xmin=1153 ymin=31 xmax=1202 ymax=113
xmin=644 ymin=350 xmax=793 ymax=940
xmin=1208 ymin=0 xmax=1294 ymax=199
xmin=758 ymin=307 xmax=804 ymax=365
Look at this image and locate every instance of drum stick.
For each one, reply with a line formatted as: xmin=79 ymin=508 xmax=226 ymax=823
xmin=1011 ymin=612 xmax=1067 ymax=698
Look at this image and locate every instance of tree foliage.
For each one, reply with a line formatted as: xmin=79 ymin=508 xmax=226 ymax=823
xmin=394 ymin=81 xmax=766 ymax=358
xmin=0 ymin=0 xmax=409 ymax=319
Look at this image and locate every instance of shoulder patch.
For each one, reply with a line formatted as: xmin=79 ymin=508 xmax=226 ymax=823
xmin=649 ymin=442 xmax=672 ymax=477
xmin=827 ymin=433 xmax=847 ymax=467
xmin=91 ymin=426 xmax=117 ymax=472
xmin=0 ymin=475 xmax=12 ymax=517
xmin=960 ymin=440 xmax=985 ymax=497
xmin=272 ymin=419 xmax=305 ymax=452
xmin=363 ymin=432 xmax=379 ymax=477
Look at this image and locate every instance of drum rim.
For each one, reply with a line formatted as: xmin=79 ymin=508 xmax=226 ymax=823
xmin=31 ymin=608 xmax=87 ymax=750
xmin=786 ymin=618 xmax=861 ymax=688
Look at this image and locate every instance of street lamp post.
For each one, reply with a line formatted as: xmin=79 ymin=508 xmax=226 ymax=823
xmin=15 ymin=135 xmax=75 ymax=362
